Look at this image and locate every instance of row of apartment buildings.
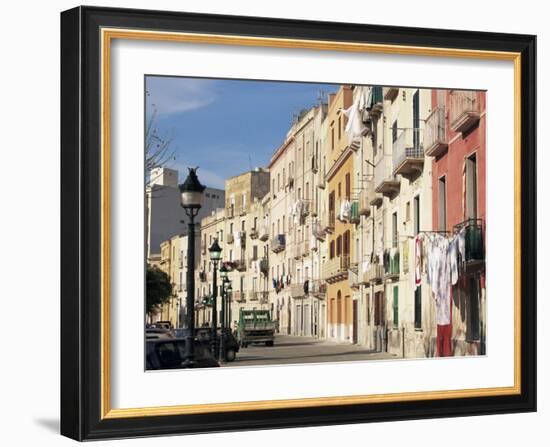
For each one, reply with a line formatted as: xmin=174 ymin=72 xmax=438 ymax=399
xmin=150 ymin=84 xmax=486 ymax=358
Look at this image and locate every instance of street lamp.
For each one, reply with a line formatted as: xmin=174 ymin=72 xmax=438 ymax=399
xmin=218 ymin=264 xmax=229 ymax=361
xmin=208 ymin=239 xmax=222 ymax=357
xmin=179 ymin=167 xmax=205 ymax=367
xmin=225 ymin=281 xmax=233 ymax=336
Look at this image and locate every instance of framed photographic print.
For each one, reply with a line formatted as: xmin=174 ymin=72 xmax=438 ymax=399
xmin=60 ymin=6 xmax=537 ymax=441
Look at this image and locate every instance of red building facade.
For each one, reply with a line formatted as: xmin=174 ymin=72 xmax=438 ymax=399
xmin=427 ymin=89 xmax=486 ymax=356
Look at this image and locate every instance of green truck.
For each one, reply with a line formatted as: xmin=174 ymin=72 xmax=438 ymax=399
xmin=236 ymin=309 xmax=275 ymax=348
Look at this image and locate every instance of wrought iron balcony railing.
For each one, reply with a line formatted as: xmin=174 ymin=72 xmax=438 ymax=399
xmin=425 ymin=107 xmax=448 ymax=157
xmin=392 ymin=128 xmax=424 ymax=180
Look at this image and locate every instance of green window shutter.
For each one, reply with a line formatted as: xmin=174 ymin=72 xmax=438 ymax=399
xmin=393 ymin=286 xmax=399 ymax=327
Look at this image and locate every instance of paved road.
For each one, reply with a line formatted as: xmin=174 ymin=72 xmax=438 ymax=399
xmin=224 ymin=335 xmax=395 ymax=367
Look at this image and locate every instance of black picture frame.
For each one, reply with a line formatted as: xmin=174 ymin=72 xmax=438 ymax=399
xmin=61 ymin=5 xmax=536 ymax=441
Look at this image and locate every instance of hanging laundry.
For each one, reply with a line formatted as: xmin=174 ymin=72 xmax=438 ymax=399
xmin=449 ymin=237 xmax=459 ymax=286
xmin=415 ymin=234 xmax=422 ymax=286
xmin=343 ymin=100 xmax=367 ymax=141
xmin=339 ymin=200 xmax=351 ymax=221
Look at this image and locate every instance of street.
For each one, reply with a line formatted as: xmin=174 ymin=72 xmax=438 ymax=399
xmin=224 ymin=335 xmax=396 ymax=367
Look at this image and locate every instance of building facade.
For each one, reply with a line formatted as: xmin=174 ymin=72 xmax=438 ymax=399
xmin=427 ymin=89 xmax=487 ymax=356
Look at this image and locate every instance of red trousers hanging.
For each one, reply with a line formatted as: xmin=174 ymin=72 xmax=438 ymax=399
xmin=436 ymin=324 xmax=452 ymax=357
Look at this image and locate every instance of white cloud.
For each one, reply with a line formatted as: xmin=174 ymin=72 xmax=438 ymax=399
xmin=146 ymin=77 xmax=217 ymax=116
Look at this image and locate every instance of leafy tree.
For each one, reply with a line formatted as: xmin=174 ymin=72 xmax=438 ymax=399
xmin=146 ymin=264 xmax=173 ymax=316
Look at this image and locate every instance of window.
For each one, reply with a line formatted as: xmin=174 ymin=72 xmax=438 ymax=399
xmin=393 ymin=286 xmax=399 ymax=328
xmin=438 ymin=177 xmax=447 ymax=231
xmin=229 ymin=249 xmax=233 ymax=262
xmin=277 ymin=173 xmax=280 ymax=191
xmin=230 ymin=223 xmax=233 ymax=234
xmin=466 ymin=154 xmax=478 ymax=219
xmin=338 ymin=116 xmax=341 ymax=140
xmin=330 ymin=240 xmax=335 ymax=259
xmin=241 ymin=220 xmax=245 ymax=231
xmin=253 ymin=217 xmax=258 ymax=230
xmin=252 ymin=277 xmax=257 ymax=292
xmin=345 ymin=173 xmax=350 ymax=200
xmin=331 ymin=126 xmax=335 ymax=150
xmin=305 ymin=182 xmax=309 ymax=200
xmin=414 ymin=286 xmax=422 ymax=329
xmin=242 ymin=192 xmax=247 ymax=209
xmin=252 ymin=245 xmax=258 ymax=260
xmin=282 ymin=168 xmax=285 ymax=187
xmin=220 ymin=230 xmax=223 ymax=242
xmin=405 ymin=201 xmax=410 ymax=221
xmin=272 ymin=179 xmax=275 ymax=194
xmin=392 ymin=120 xmax=398 ymax=143
xmin=338 ymin=182 xmax=342 ymax=199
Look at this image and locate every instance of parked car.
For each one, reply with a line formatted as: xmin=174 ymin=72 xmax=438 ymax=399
xmin=173 ymin=328 xmax=240 ymax=362
xmin=195 ymin=327 xmax=240 ymax=362
xmin=146 ymin=338 xmax=219 ymax=369
xmin=151 ymin=321 xmax=172 ymax=330
xmin=145 ymin=327 xmax=174 ymax=340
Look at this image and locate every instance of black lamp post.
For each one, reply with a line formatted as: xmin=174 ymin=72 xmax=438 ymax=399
xmin=219 ymin=265 xmax=229 ymax=361
xmin=208 ymin=239 xmax=222 ymax=357
xmin=179 ymin=167 xmax=205 ymax=367
xmin=225 ymin=282 xmax=233 ymax=337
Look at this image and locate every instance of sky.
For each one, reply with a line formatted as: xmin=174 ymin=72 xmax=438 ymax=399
xmin=145 ymin=76 xmax=338 ymax=189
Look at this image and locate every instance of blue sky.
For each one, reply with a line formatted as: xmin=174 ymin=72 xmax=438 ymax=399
xmin=145 ymin=76 xmax=337 ymax=189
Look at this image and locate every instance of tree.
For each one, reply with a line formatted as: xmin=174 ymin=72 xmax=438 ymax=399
xmin=146 ymin=264 xmax=173 ymax=317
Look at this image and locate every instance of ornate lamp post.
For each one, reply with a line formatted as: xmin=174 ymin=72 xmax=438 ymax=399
xmin=225 ymin=282 xmax=233 ymax=337
xmin=208 ymin=239 xmax=222 ymax=357
xmin=179 ymin=167 xmax=205 ymax=367
xmin=218 ymin=264 xmax=229 ymax=361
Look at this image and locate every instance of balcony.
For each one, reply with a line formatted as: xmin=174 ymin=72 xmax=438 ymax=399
xmin=233 ymin=259 xmax=247 ymax=272
xmin=425 ymin=107 xmax=448 ymax=157
xmin=359 ymin=185 xmax=373 ymax=216
xmin=348 ymin=265 xmax=360 ymax=289
xmin=367 ymin=86 xmax=384 ymax=117
xmin=374 ymin=156 xmax=400 ymax=198
xmin=384 ymin=87 xmax=399 ymax=102
xmin=259 ymin=226 xmax=269 ymax=241
xmin=249 ymin=228 xmax=259 ymax=239
xmin=454 ymin=219 xmax=484 ymax=264
xmin=361 ymin=263 xmax=384 ymax=284
xmin=384 ymin=249 xmax=400 ymax=281
xmin=392 ymin=128 xmax=424 ymax=181
xmin=350 ymin=201 xmax=360 ymax=224
xmin=450 ymin=90 xmax=480 ymax=133
xmin=322 ymin=255 xmax=350 ymax=284
xmin=310 ymin=279 xmax=327 ymax=298
xmin=271 ymin=234 xmax=286 ymax=253
xmin=290 ymin=283 xmax=306 ymax=298
xmin=250 ymin=291 xmax=269 ymax=303
xmin=232 ymin=291 xmax=247 ymax=303
xmin=259 ymin=258 xmax=269 ymax=274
